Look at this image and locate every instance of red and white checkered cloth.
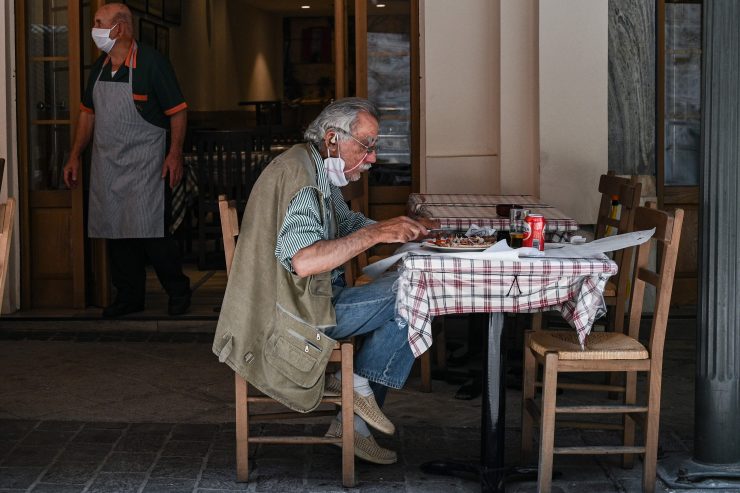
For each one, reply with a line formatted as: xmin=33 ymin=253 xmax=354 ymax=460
xmin=395 ymin=254 xmax=618 ymax=357
xmin=407 ymin=193 xmax=546 ymax=214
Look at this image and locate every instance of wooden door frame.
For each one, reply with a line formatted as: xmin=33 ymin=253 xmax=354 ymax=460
xmin=15 ymin=0 xmax=86 ymax=308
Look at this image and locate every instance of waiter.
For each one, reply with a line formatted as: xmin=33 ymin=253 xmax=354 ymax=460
xmin=63 ymin=2 xmax=190 ymax=318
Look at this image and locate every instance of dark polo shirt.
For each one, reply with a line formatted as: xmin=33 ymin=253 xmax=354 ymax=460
xmin=81 ymin=41 xmax=187 ymax=129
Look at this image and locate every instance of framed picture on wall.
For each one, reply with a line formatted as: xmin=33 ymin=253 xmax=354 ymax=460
xmin=163 ymin=0 xmax=182 ymax=25
xmin=139 ymin=19 xmax=156 ymax=48
xmin=147 ymin=0 xmax=164 ymax=18
xmin=125 ymin=0 xmax=147 ymax=14
xmin=155 ymin=25 xmax=169 ymax=58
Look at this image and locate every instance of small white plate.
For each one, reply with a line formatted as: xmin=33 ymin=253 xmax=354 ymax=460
xmin=421 ymin=241 xmax=491 ymax=252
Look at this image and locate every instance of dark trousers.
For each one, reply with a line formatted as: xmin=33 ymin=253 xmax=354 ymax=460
xmin=108 ymin=237 xmax=190 ymax=305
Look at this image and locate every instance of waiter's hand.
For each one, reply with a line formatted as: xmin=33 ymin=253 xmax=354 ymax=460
xmin=63 ymin=155 xmax=81 ymax=189
xmin=162 ymin=151 xmax=183 ymax=189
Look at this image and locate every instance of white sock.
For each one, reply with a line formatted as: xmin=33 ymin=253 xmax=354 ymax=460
xmin=333 ymin=370 xmax=374 ymax=397
xmin=336 ymin=411 xmax=371 ymax=437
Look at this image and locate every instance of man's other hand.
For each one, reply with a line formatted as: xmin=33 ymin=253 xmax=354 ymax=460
xmin=162 ymin=152 xmax=183 ymax=189
xmin=367 ymin=216 xmax=429 ymax=244
xmin=63 ymin=155 xmax=81 ymax=189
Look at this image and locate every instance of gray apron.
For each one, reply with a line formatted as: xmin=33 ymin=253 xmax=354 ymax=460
xmin=89 ymin=46 xmax=166 ymax=238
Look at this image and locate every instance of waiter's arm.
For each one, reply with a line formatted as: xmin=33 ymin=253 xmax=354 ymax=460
xmin=63 ymin=111 xmax=95 ymax=189
xmin=162 ymin=110 xmax=187 ymax=188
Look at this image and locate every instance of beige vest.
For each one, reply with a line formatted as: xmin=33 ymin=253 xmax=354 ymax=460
xmin=212 ymin=144 xmax=338 ymax=413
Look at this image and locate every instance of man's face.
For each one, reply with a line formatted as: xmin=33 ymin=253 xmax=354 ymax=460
xmin=338 ymin=111 xmax=379 ymax=182
xmin=93 ymin=6 xmax=121 ymax=36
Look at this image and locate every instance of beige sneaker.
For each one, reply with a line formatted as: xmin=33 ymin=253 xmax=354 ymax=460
xmin=325 ymin=375 xmax=396 ymax=435
xmin=325 ymin=419 xmax=398 ymax=465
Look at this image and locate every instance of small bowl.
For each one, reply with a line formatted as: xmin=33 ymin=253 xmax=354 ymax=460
xmin=496 ymin=204 xmax=513 ymax=218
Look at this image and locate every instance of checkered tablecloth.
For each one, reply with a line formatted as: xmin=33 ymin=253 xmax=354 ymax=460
xmin=395 ymin=254 xmax=617 ymax=357
xmin=408 ymin=193 xmax=579 ymax=242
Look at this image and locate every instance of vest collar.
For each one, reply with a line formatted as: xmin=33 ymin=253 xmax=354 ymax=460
xmin=308 ymin=143 xmax=332 ymax=199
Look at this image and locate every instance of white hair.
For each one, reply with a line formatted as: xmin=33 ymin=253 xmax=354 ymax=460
xmin=303 ymin=97 xmax=380 ymax=144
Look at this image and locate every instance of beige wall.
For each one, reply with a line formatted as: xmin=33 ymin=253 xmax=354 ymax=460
xmin=500 ymin=0 xmax=539 ymax=196
xmin=420 ymin=0 xmax=500 ymax=194
xmin=538 ymin=0 xmax=608 ymax=224
xmin=168 ymin=1 xmax=282 ymax=112
xmin=1 ymin=0 xmax=20 ymax=312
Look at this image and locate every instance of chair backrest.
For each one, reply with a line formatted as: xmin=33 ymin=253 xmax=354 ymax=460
xmin=0 ymin=197 xmax=16 ymax=305
xmin=341 ymin=180 xmax=368 ymax=287
xmin=595 ymin=172 xmax=643 ymax=301
xmin=218 ymin=195 xmax=240 ymax=277
xmin=626 ymin=204 xmax=684 ymax=365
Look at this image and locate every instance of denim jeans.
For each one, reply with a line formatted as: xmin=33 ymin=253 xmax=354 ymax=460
xmin=324 ymin=272 xmax=416 ymax=405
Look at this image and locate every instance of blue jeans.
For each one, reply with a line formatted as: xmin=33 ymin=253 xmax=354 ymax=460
xmin=324 ymin=272 xmax=416 ymax=405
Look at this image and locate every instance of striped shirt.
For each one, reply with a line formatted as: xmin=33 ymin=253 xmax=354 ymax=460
xmin=275 ymin=144 xmax=374 ymax=275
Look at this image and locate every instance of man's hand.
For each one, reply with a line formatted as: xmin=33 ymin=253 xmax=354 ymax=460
xmin=161 ymin=151 xmax=183 ymax=189
xmin=63 ymin=155 xmax=81 ymax=189
xmin=365 ymin=216 xmax=429 ymax=244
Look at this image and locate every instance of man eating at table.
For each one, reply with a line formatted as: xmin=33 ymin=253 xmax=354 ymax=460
xmin=213 ymin=98 xmax=431 ymax=464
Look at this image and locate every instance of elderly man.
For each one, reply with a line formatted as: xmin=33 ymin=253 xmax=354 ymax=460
xmin=214 ymin=98 xmax=431 ymax=464
xmin=63 ymin=3 xmax=190 ymax=318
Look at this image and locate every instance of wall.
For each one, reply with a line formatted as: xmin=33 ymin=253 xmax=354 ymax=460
xmin=539 ymin=0 xmax=608 ymax=224
xmin=420 ymin=0 xmax=500 ymax=194
xmin=1 ymin=0 xmax=19 ymax=312
xmin=168 ymin=1 xmax=282 ymax=112
xmin=500 ymin=0 xmax=539 ymax=196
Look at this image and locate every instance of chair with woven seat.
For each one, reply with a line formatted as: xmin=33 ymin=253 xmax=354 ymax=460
xmin=521 ymin=205 xmax=684 ymax=493
xmin=218 ymin=195 xmax=356 ymax=487
xmin=533 ymin=173 xmax=642 ymax=334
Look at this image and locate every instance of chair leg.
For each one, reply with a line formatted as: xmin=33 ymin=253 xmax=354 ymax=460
xmin=420 ymin=352 xmax=432 ymax=393
xmin=235 ymin=373 xmax=249 ymax=482
xmin=642 ymin=369 xmax=662 ymax=493
xmin=608 ymin=299 xmax=628 ymax=398
xmin=532 ymin=312 xmax=544 ymax=331
xmin=622 ymin=370 xmax=637 ymax=468
xmin=537 ymin=352 xmax=559 ymax=493
xmin=340 ymin=343 xmax=356 ymax=488
xmin=435 ymin=319 xmax=447 ymax=371
xmin=521 ymin=333 xmax=536 ymax=463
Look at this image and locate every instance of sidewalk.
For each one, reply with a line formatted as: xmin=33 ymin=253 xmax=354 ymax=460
xmin=0 ymin=314 xmax=734 ymax=493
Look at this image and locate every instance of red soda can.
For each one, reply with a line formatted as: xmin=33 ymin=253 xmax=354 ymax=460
xmin=523 ymin=214 xmax=546 ymax=251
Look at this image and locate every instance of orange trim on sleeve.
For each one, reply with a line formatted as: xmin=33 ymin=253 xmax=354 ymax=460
xmin=80 ymin=103 xmax=94 ymax=114
xmin=133 ymin=93 xmax=148 ymax=102
xmin=164 ymin=102 xmax=188 ymax=116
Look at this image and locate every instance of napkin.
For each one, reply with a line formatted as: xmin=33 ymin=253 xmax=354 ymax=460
xmin=465 ymin=224 xmax=497 ymax=237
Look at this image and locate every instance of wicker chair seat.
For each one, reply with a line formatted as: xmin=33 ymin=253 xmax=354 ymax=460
xmin=529 ymin=331 xmax=648 ymax=360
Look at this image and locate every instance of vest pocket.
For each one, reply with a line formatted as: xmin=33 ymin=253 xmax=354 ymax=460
xmin=265 ymin=305 xmax=336 ymax=388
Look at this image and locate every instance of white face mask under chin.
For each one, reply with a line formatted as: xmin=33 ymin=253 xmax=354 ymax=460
xmin=91 ymin=24 xmax=118 ymax=53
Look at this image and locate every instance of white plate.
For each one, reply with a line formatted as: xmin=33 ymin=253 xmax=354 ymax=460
xmin=421 ymin=241 xmax=491 ymax=252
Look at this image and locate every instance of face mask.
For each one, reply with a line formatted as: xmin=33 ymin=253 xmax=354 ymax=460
xmin=323 ymin=146 xmax=349 ymax=187
xmin=91 ymin=24 xmax=118 ymax=53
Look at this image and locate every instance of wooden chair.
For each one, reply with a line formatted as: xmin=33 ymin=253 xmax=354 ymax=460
xmin=532 ymin=173 xmax=642 ymax=335
xmin=595 ymin=172 xmax=643 ymax=335
xmin=521 ymin=205 xmax=684 ymax=493
xmin=218 ymin=195 xmax=356 ymax=487
xmin=0 ymin=197 xmax=15 ymax=306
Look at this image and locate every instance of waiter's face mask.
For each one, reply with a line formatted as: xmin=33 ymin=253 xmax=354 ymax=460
xmin=91 ymin=24 xmax=118 ymax=53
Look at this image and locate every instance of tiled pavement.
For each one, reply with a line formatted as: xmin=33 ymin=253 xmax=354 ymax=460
xmin=2 ymin=314 xmax=740 ymax=492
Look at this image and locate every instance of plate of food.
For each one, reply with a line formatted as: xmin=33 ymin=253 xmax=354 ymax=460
xmin=422 ymin=234 xmax=497 ymax=252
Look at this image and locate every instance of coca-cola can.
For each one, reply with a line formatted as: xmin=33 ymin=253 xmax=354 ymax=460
xmin=523 ymin=214 xmax=546 ymax=251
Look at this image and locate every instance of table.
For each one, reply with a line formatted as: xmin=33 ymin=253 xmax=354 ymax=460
xmin=408 ymin=193 xmax=578 ymax=241
xmin=396 ymin=254 xmax=617 ymax=491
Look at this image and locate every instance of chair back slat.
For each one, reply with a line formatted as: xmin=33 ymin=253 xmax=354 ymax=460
xmin=0 ymin=197 xmax=16 ymax=304
xmin=626 ymin=206 xmax=684 ymax=361
xmin=218 ymin=195 xmax=240 ymax=277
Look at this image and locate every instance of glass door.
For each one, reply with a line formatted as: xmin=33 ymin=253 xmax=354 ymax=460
xmin=657 ymin=0 xmax=701 ymax=305
xmin=17 ymin=0 xmax=85 ymax=307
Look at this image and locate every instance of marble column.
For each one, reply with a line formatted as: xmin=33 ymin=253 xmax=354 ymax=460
xmin=608 ymin=0 xmax=655 ymax=176
xmin=695 ymin=0 xmax=740 ymax=465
